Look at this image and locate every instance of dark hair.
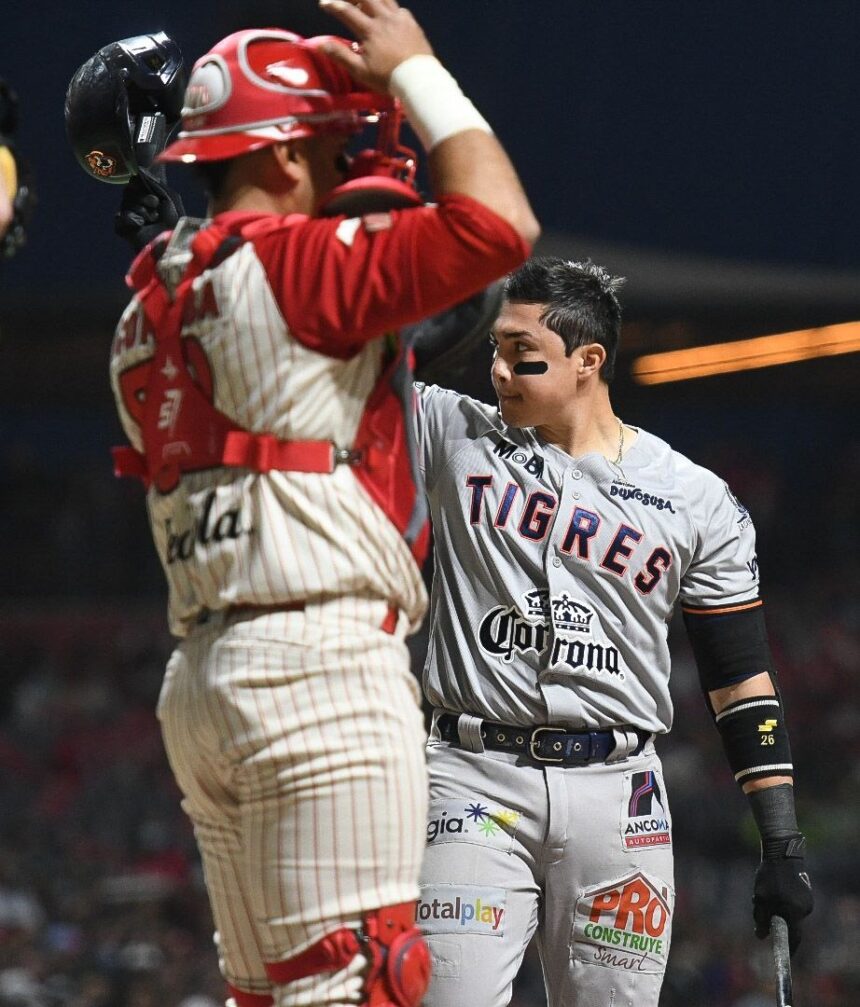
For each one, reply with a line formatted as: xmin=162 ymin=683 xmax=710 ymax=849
xmin=192 ymin=159 xmax=233 ymax=200
xmin=503 ymin=257 xmax=625 ymax=383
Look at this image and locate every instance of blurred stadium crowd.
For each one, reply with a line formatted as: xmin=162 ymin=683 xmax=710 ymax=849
xmin=0 ymin=416 xmax=857 ymax=1007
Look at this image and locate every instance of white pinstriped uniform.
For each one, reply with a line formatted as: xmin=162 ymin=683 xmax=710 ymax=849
xmin=109 ymin=224 xmax=429 ymax=1004
xmin=110 ymin=237 xmax=427 ymax=640
xmin=108 ymin=188 xmax=528 ymax=1004
xmin=157 ymin=607 xmax=427 ymax=1004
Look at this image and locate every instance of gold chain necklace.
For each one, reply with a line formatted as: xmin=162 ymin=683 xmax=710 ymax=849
xmin=613 ymin=417 xmax=625 ymax=465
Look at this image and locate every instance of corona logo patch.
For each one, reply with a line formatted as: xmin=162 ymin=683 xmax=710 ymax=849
xmin=758 ymin=719 xmax=778 ymax=733
xmin=479 ymin=590 xmax=623 ymax=677
xmin=86 ymin=150 xmax=117 ymax=177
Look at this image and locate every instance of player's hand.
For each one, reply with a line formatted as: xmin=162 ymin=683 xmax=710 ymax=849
xmin=115 ymin=169 xmax=184 ymax=252
xmin=752 ymin=833 xmax=813 ymax=955
xmin=318 ymin=0 xmax=434 ymax=92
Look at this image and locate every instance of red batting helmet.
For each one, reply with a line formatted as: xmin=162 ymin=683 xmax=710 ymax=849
xmin=159 ymin=29 xmax=397 ymax=163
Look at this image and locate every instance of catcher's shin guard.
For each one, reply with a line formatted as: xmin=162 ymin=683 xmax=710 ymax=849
xmin=265 ymin=902 xmax=430 ymax=1007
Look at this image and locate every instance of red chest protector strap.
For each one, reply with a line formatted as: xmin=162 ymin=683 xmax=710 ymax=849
xmin=114 ymin=219 xmax=429 ymax=564
xmin=113 ymin=224 xmax=359 ymax=494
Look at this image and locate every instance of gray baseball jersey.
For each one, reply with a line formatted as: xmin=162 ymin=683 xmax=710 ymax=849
xmin=415 ymin=384 xmax=760 ymax=734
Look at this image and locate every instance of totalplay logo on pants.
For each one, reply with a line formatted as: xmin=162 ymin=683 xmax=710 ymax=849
xmin=417 ymin=885 xmax=507 ymax=936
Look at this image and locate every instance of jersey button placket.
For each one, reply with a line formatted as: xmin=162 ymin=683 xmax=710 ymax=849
xmin=568 ymin=465 xmax=584 ymax=506
xmin=559 ymin=466 xmax=587 ymax=566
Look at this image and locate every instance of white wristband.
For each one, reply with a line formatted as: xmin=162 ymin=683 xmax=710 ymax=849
xmin=388 ymin=55 xmax=493 ymax=152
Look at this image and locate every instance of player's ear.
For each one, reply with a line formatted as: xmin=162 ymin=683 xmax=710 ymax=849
xmin=579 ymin=342 xmax=606 ymax=378
xmin=272 ymin=141 xmax=299 ymax=172
xmin=269 ymin=142 xmax=303 ymax=189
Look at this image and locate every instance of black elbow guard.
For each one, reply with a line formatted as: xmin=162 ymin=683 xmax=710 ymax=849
xmin=682 ymin=599 xmax=774 ymax=692
xmin=683 ymin=599 xmax=792 ymax=784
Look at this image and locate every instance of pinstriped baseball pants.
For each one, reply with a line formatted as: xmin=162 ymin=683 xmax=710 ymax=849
xmin=157 ymin=606 xmax=428 ymax=1006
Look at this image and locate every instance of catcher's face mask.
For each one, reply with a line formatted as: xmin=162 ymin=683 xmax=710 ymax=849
xmin=160 ymin=29 xmax=421 ymax=211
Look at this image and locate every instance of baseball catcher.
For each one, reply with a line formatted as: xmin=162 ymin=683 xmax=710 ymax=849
xmin=65 ymin=4 xmax=539 ymax=1006
xmin=64 ymin=25 xmax=501 ymax=376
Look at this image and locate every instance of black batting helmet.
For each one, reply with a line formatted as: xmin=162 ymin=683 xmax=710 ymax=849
xmin=65 ymin=32 xmax=185 ymax=185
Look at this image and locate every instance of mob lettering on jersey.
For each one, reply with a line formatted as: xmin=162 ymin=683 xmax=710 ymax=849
xmin=465 ymin=474 xmax=673 ymax=596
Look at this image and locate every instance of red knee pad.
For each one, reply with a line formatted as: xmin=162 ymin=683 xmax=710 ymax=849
xmin=362 ymin=902 xmax=431 ymax=1007
xmin=264 ymin=901 xmax=430 ymax=1007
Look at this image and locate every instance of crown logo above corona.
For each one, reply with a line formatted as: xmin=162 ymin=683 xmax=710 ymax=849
xmin=522 ymin=589 xmax=551 ymax=620
xmin=551 ymin=592 xmax=594 ymax=634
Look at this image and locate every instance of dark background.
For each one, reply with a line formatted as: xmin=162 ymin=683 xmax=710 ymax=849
xmin=4 ymin=0 xmax=860 ymax=299
xmin=0 ymin=2 xmax=858 ymax=1006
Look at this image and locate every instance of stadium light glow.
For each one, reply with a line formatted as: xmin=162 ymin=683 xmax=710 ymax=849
xmin=631 ymin=320 xmax=860 ymax=385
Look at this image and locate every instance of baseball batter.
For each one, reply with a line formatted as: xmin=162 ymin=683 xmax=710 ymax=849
xmin=104 ymin=3 xmax=539 ymax=1006
xmin=414 ymin=258 xmax=813 ymax=1006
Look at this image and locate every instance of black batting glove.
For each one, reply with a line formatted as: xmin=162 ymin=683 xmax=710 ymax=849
xmin=115 ymin=169 xmax=184 ymax=252
xmin=753 ymin=832 xmax=813 ymax=955
xmin=748 ymin=784 xmax=813 ymax=956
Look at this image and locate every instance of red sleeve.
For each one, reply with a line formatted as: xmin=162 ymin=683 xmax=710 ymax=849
xmin=247 ymin=194 xmax=530 ymax=358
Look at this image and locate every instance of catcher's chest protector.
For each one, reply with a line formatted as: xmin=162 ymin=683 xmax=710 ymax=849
xmin=113 ymin=219 xmax=429 ymax=562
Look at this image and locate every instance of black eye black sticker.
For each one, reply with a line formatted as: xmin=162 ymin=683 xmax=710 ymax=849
xmin=513 ymin=362 xmax=549 ymax=375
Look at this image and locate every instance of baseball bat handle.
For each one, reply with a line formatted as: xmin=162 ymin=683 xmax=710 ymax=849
xmin=771 ymin=915 xmax=793 ymax=1007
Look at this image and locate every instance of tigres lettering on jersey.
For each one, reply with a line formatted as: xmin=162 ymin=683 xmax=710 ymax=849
xmin=415 ymin=384 xmax=760 ymax=733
